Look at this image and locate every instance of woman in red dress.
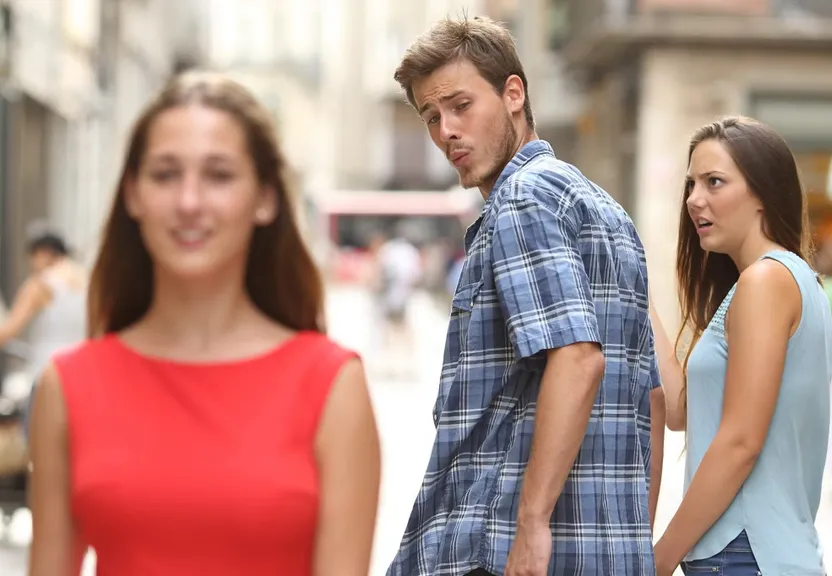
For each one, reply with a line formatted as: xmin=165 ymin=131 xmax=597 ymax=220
xmin=27 ymin=71 xmax=381 ymax=576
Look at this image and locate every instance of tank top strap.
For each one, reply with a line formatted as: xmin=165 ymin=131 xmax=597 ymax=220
xmin=759 ymin=249 xmax=818 ymax=290
xmin=710 ymin=251 xmax=811 ymax=339
xmin=291 ymin=334 xmax=360 ymax=439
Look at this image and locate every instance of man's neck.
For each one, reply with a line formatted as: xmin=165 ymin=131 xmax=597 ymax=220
xmin=478 ymin=130 xmax=540 ymax=199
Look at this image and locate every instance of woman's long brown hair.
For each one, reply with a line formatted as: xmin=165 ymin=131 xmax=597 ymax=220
xmin=87 ymin=72 xmax=325 ymax=337
xmin=675 ymin=116 xmax=811 ymax=395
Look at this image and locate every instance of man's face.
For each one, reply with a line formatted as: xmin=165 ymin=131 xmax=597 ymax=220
xmin=412 ymin=59 xmax=521 ymax=192
xmin=29 ymin=249 xmax=57 ymax=274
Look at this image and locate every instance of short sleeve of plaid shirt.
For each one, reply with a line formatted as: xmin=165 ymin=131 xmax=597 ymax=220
xmin=491 ymin=186 xmax=602 ymax=360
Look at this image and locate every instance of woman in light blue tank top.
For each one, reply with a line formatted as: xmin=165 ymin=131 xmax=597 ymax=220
xmin=650 ymin=116 xmax=832 ymax=576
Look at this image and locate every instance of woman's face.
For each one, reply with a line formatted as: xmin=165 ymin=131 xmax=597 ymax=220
xmin=685 ymin=138 xmax=764 ymax=255
xmin=126 ymin=104 xmax=276 ymax=281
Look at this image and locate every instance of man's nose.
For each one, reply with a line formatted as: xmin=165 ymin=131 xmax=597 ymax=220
xmin=439 ymin=115 xmax=460 ymax=143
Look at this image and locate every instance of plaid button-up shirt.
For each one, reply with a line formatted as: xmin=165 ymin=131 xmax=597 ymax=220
xmin=387 ymin=140 xmax=659 ymax=576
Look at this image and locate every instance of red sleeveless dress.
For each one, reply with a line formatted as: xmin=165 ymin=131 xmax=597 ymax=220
xmin=53 ymin=331 xmax=356 ymax=575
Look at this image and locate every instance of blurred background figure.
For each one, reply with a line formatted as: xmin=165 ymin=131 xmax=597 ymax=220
xmin=367 ymin=228 xmax=423 ymax=379
xmin=20 ymin=228 xmax=87 ymax=385
xmin=0 ymin=225 xmax=86 ymax=557
xmin=0 ymin=225 xmax=86 ymax=430
xmin=1 ymin=225 xmax=86 ymax=385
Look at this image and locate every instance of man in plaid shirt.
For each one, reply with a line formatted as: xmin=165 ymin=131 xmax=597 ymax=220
xmin=386 ymin=16 xmax=665 ymax=576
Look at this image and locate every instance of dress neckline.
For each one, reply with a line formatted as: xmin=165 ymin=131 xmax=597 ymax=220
xmin=106 ymin=331 xmax=313 ymax=369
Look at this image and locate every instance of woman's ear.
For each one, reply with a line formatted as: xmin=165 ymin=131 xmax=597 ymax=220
xmin=124 ymin=178 xmax=142 ymax=219
xmin=254 ymin=185 xmax=279 ymax=225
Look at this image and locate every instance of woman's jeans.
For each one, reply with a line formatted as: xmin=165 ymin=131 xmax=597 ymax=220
xmin=682 ymin=531 xmax=761 ymax=575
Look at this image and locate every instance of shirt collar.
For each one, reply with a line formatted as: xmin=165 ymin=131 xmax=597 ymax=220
xmin=463 ymin=140 xmax=556 ymax=251
xmin=491 ymin=139 xmax=555 ymax=194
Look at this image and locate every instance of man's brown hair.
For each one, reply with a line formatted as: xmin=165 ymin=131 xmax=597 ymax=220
xmin=393 ymin=16 xmax=534 ymax=129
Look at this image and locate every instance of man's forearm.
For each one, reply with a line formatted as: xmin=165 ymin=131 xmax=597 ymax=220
xmin=517 ymin=344 xmax=604 ymax=524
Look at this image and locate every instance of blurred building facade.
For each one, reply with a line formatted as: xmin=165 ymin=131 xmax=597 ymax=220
xmin=201 ymin=0 xmax=583 ymax=194
xmin=6 ymin=0 xmax=826 ymax=327
xmin=0 ymin=0 xmax=204 ymax=302
xmin=203 ymin=0 xmax=475 ymax=193
xmin=558 ymin=0 xmax=832 ymax=327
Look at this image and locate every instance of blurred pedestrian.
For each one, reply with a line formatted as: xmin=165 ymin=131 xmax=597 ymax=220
xmin=387 ymin=16 xmax=662 ymax=576
xmin=0 ymin=229 xmax=87 ymax=448
xmin=368 ymin=229 xmax=422 ymax=379
xmin=27 ymin=72 xmax=380 ymax=576
xmin=0 ymin=230 xmax=86 ymax=380
xmin=650 ymin=117 xmax=832 ymax=576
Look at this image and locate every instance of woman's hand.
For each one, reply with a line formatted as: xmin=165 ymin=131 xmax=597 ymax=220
xmin=653 ymin=538 xmax=683 ymax=576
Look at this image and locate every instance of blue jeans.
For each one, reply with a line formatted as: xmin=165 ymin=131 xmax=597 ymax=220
xmin=682 ymin=531 xmax=761 ymax=575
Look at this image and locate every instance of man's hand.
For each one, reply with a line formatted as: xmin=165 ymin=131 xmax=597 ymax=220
xmin=505 ymin=519 xmax=552 ymax=576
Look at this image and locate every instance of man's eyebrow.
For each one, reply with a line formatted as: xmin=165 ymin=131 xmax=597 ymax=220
xmin=418 ymin=90 xmax=466 ymax=115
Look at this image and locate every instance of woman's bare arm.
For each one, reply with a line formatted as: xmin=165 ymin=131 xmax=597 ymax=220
xmin=28 ymin=364 xmax=87 ymax=576
xmin=313 ymin=359 xmax=381 ymax=576
xmin=649 ymin=296 xmax=687 ymax=431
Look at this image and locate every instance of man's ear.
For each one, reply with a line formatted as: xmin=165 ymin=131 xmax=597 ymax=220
xmin=503 ymin=74 xmax=526 ymax=116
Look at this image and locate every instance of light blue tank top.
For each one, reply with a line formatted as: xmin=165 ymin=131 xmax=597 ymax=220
xmin=685 ymin=250 xmax=832 ymax=575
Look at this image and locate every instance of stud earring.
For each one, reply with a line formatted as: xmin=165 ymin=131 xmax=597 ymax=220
xmin=256 ymin=208 xmax=269 ymax=222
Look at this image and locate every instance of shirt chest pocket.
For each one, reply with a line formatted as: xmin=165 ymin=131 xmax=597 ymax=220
xmin=450 ymin=279 xmax=483 ymax=353
xmin=433 ymin=279 xmax=483 ymax=425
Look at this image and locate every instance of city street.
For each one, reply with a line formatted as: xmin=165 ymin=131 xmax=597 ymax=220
xmin=2 ymin=285 xmax=832 ymax=574
xmin=1 ymin=0 xmax=830 ymax=573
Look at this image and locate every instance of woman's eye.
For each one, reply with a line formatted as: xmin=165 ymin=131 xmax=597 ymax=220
xmin=208 ymin=171 xmax=234 ymax=182
xmin=151 ymin=171 xmax=177 ymax=182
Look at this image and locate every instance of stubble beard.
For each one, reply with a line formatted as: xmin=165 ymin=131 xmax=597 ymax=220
xmin=458 ymin=111 xmax=518 ymax=190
